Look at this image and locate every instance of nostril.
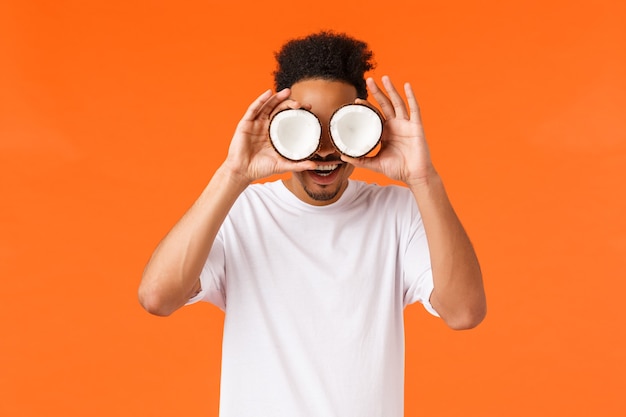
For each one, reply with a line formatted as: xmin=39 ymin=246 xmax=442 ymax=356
xmin=315 ymin=147 xmax=338 ymax=158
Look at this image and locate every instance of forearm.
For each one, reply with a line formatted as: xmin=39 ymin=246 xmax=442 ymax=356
xmin=138 ymin=164 xmax=249 ymax=316
xmin=409 ymin=171 xmax=486 ymax=330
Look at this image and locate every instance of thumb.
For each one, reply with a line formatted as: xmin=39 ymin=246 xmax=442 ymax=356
xmin=289 ymin=159 xmax=318 ymax=172
xmin=340 ymin=154 xmax=379 ymax=172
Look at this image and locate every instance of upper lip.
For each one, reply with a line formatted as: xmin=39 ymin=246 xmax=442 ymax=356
xmin=310 ymin=156 xmax=342 ymax=164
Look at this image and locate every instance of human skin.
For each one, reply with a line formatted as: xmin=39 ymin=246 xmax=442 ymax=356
xmin=283 ymin=79 xmax=356 ymax=205
xmin=138 ymin=76 xmax=486 ymax=329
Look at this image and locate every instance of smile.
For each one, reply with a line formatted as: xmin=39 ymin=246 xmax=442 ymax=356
xmin=314 ymin=164 xmax=340 ymax=176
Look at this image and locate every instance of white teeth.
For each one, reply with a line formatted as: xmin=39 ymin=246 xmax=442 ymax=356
xmin=315 ymin=164 xmax=339 ymax=172
xmin=312 ymin=164 xmax=340 ymax=176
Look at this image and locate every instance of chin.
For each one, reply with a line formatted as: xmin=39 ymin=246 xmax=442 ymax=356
xmin=303 ymin=185 xmax=343 ymax=202
xmin=288 ymin=164 xmax=353 ymax=205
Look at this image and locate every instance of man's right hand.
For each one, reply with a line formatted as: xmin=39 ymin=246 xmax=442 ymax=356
xmin=222 ymin=88 xmax=317 ymax=184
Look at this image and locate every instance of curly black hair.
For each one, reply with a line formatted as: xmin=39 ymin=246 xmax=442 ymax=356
xmin=273 ymin=31 xmax=375 ymax=99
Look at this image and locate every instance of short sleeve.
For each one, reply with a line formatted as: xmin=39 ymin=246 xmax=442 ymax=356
xmin=185 ymin=229 xmax=227 ymax=311
xmin=402 ymin=200 xmax=439 ymax=317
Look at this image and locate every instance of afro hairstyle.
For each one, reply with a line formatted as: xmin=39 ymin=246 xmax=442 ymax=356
xmin=273 ymin=31 xmax=375 ymax=99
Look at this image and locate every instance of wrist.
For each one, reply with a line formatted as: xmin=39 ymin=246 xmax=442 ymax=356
xmin=405 ymin=164 xmax=439 ymax=190
xmin=216 ymin=162 xmax=252 ymax=191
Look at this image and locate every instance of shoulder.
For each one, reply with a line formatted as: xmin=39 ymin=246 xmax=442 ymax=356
xmin=227 ymin=180 xmax=286 ymax=216
xmin=351 ymin=180 xmax=415 ymax=206
xmin=349 ymin=181 xmax=420 ymax=225
xmin=238 ymin=180 xmax=282 ymax=201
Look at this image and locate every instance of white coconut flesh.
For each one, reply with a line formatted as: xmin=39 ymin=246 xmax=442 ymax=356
xmin=329 ymin=104 xmax=382 ymax=157
xmin=269 ymin=109 xmax=321 ymax=161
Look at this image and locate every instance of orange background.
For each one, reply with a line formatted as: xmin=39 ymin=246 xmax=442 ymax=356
xmin=1 ymin=1 xmax=624 ymax=416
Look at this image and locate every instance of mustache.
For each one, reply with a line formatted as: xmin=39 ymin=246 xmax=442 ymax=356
xmin=309 ymin=154 xmax=343 ymax=163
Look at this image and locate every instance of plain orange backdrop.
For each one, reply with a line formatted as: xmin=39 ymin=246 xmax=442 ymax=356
xmin=1 ymin=1 xmax=625 ymax=416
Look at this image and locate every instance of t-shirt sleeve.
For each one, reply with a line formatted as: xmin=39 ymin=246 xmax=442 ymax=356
xmin=185 ymin=229 xmax=227 ymax=311
xmin=402 ymin=199 xmax=439 ymax=317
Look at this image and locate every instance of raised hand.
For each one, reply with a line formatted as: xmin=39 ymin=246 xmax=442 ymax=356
xmin=224 ymin=88 xmax=317 ymax=184
xmin=341 ymin=76 xmax=435 ymax=187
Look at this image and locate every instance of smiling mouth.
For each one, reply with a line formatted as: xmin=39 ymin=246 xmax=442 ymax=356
xmin=313 ymin=163 xmax=342 ymax=176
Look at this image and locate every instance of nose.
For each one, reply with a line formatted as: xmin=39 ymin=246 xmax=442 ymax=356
xmin=309 ymin=108 xmax=340 ymax=159
xmin=315 ymin=129 xmax=337 ymax=158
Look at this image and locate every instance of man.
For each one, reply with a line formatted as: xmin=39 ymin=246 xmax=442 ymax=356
xmin=139 ymin=31 xmax=486 ymax=417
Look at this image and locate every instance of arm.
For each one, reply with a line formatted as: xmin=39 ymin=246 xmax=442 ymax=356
xmin=342 ymin=76 xmax=486 ymax=330
xmin=408 ymin=172 xmax=486 ymax=330
xmin=138 ymin=88 xmax=316 ymax=316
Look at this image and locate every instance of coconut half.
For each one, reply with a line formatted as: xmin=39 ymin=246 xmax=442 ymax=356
xmin=269 ymin=108 xmax=322 ymax=161
xmin=329 ymin=104 xmax=383 ymax=158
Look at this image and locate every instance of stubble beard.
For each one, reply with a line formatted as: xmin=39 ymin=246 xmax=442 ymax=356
xmin=303 ymin=184 xmax=342 ymax=202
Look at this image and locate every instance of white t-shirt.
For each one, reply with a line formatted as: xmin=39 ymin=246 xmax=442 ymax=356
xmin=188 ymin=179 xmax=438 ymax=417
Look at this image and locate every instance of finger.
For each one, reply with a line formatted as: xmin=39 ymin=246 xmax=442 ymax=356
xmin=242 ymin=89 xmax=273 ymax=121
xmin=255 ymin=88 xmax=292 ymax=120
xmin=269 ymin=98 xmax=307 ymax=119
xmin=404 ymin=82 xmax=423 ymax=123
xmin=273 ymin=158 xmax=317 ymax=175
xmin=381 ymin=76 xmax=409 ymax=120
xmin=289 ymin=159 xmax=318 ymax=172
xmin=340 ymin=154 xmax=379 ymax=173
xmin=366 ymin=77 xmax=396 ymax=119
